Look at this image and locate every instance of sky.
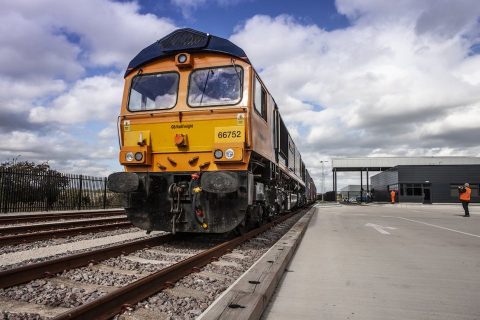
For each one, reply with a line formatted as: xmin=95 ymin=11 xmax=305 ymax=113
xmin=1 ymin=0 xmax=480 ymax=192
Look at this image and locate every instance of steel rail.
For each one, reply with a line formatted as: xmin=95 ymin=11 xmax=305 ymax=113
xmin=0 ymin=209 xmax=125 ymax=225
xmin=0 ymin=222 xmax=133 ymax=246
xmin=0 ymin=234 xmax=173 ymax=289
xmin=0 ymin=217 xmax=128 ymax=234
xmin=53 ymin=209 xmax=304 ymax=320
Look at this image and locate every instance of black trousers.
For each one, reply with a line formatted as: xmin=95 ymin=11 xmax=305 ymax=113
xmin=461 ymin=201 xmax=469 ymax=216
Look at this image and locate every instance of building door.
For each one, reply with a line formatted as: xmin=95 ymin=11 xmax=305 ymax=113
xmin=423 ymin=186 xmax=431 ymax=204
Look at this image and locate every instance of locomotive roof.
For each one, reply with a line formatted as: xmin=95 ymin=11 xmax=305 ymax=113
xmin=125 ymin=28 xmax=250 ymax=77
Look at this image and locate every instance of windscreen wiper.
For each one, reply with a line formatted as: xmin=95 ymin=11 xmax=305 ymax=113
xmin=231 ymin=58 xmax=243 ymax=87
xmin=199 ymin=69 xmax=214 ymax=106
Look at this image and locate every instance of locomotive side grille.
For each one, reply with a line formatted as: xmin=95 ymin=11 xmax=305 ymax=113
xmin=159 ymin=29 xmax=209 ymax=52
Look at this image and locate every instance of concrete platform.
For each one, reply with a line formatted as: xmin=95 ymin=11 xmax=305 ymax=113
xmin=262 ymin=203 xmax=480 ymax=320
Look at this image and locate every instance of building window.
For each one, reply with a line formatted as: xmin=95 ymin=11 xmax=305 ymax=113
xmin=402 ymin=183 xmax=423 ymax=197
xmin=406 ymin=185 xmax=413 ymax=196
xmin=413 ymin=184 xmax=422 ymax=196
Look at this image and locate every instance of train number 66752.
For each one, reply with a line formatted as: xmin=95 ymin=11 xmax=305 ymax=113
xmin=217 ymin=130 xmax=241 ymax=139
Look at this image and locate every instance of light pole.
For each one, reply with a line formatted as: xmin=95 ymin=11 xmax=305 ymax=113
xmin=320 ymin=160 xmax=328 ymax=202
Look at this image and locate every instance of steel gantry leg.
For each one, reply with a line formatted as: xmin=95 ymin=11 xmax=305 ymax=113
xmin=366 ymin=169 xmax=369 ymax=202
xmin=333 ymin=169 xmax=337 ymax=201
xmin=360 ymin=169 xmax=363 ymax=203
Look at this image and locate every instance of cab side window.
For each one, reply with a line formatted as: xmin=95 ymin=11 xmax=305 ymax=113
xmin=254 ymin=76 xmax=267 ymax=121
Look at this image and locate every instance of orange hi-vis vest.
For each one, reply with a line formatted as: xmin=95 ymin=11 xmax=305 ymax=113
xmin=460 ymin=187 xmax=471 ymax=201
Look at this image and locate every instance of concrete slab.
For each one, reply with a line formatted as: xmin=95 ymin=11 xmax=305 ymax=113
xmin=262 ymin=204 xmax=480 ymax=320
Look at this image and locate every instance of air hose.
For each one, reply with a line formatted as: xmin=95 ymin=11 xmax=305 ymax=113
xmin=190 ymin=172 xmax=208 ymax=229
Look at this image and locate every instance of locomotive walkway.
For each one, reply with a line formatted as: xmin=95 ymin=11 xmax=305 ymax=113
xmin=262 ymin=204 xmax=480 ymax=320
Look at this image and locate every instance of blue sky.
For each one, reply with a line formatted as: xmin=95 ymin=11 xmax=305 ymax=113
xmin=1 ymin=0 xmax=480 ymax=190
xmin=138 ymin=0 xmax=350 ymax=35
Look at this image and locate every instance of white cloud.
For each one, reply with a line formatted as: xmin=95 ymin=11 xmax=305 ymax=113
xmin=0 ymin=0 xmax=178 ymax=176
xmin=0 ymin=129 xmax=119 ymax=175
xmin=170 ymin=0 xmax=249 ymax=18
xmin=1 ymin=0 xmax=177 ymax=74
xmin=98 ymin=125 xmax=118 ymax=140
xmin=230 ymin=3 xmax=480 ymax=189
xmin=29 ymin=74 xmax=123 ymax=124
xmin=0 ymin=77 xmax=66 ymax=113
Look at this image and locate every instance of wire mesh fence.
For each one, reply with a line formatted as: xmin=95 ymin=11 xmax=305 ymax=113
xmin=0 ymin=167 xmax=123 ymax=213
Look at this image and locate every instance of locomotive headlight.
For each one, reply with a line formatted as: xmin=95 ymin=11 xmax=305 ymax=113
xmin=225 ymin=148 xmax=234 ymax=159
xmin=214 ymin=149 xmax=223 ymax=159
xmin=177 ymin=53 xmax=187 ymax=63
xmin=134 ymin=152 xmax=143 ymax=161
xmin=125 ymin=152 xmax=134 ymax=162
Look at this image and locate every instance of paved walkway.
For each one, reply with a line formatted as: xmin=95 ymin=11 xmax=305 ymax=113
xmin=262 ymin=204 xmax=480 ymax=320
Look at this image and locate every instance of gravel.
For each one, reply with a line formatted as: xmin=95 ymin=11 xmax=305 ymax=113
xmin=0 ymin=227 xmax=140 ymax=255
xmin=119 ymin=211 xmax=306 ymax=319
xmin=0 ymin=312 xmax=42 ymax=320
xmin=0 ymin=230 xmax=162 ymax=271
xmin=0 ymin=279 xmax=108 ymax=309
xmin=61 ymin=266 xmax=139 ymax=287
xmin=1 ymin=210 xmax=307 ymax=320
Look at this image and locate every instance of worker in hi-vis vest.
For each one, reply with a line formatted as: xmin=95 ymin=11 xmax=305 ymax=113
xmin=390 ymin=190 xmax=396 ymax=204
xmin=459 ymin=183 xmax=471 ymax=217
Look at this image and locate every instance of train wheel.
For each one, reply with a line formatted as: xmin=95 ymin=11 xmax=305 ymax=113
xmin=233 ymin=217 xmax=248 ymax=235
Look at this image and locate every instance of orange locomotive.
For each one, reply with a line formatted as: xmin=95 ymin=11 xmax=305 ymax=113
xmin=108 ymin=29 xmax=316 ymax=233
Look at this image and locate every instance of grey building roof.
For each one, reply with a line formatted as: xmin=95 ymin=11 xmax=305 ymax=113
xmin=332 ymin=157 xmax=480 ymax=171
xmin=340 ymin=185 xmax=362 ymax=192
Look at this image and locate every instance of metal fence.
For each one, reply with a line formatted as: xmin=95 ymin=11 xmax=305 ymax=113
xmin=0 ymin=167 xmax=123 ymax=213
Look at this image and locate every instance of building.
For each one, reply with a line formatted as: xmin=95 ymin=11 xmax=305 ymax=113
xmin=339 ymin=185 xmax=365 ymax=201
xmin=371 ymin=165 xmax=480 ymax=203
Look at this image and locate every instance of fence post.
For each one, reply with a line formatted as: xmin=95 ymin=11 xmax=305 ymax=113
xmin=103 ymin=177 xmax=107 ymax=209
xmin=78 ymin=175 xmax=83 ymax=210
xmin=0 ymin=168 xmax=4 ymax=213
xmin=46 ymin=172 xmax=51 ymax=211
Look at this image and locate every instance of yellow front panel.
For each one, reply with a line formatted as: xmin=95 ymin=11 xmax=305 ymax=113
xmin=130 ymin=119 xmax=244 ymax=153
xmin=124 ymin=130 xmax=151 ymax=147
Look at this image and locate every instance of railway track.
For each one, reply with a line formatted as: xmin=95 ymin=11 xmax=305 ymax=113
xmin=0 ymin=217 xmax=128 ymax=235
xmin=0 ymin=234 xmax=173 ymax=289
xmin=0 ymin=221 xmax=133 ymax=246
xmin=0 ymin=212 xmax=131 ymax=246
xmin=0 ymin=209 xmax=125 ymax=225
xmin=0 ymin=208 xmax=308 ymax=320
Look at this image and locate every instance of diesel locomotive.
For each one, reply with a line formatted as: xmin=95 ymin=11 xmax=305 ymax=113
xmin=108 ymin=28 xmax=316 ymax=234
